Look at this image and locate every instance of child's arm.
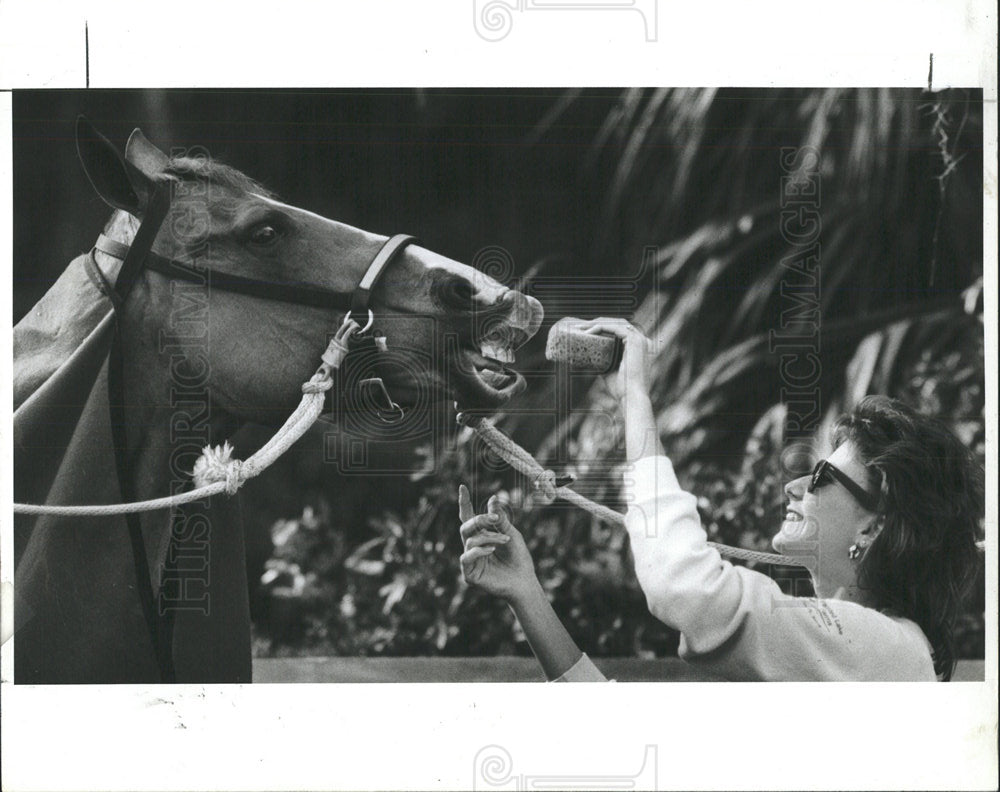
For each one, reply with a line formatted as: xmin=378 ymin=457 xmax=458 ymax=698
xmin=458 ymin=485 xmax=606 ymax=682
xmin=508 ymin=579 xmax=598 ymax=681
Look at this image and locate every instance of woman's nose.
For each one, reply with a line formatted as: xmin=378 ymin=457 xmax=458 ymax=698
xmin=784 ymin=474 xmax=809 ymax=500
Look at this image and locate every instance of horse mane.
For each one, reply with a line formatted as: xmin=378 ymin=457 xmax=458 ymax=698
xmin=164 ymin=155 xmax=276 ymax=199
xmin=101 ymin=155 xmax=277 ymax=238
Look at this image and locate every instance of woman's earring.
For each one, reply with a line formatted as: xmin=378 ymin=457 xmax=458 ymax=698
xmin=848 ymin=543 xmax=862 ymax=561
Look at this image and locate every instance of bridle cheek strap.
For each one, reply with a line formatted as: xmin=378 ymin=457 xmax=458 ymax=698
xmin=345 ymin=235 xmax=417 ymax=423
xmin=104 ymin=182 xmax=177 ymax=683
xmin=112 ymin=184 xmax=173 ymax=304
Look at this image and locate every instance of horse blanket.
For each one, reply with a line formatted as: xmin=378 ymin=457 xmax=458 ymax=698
xmin=13 ymin=252 xmax=252 ymax=683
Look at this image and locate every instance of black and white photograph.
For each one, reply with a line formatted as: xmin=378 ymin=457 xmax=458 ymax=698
xmin=1 ymin=3 xmax=996 ymax=791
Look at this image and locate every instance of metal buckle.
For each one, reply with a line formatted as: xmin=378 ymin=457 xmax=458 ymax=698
xmin=358 ymin=377 xmax=405 ymax=423
xmin=343 ymin=308 xmax=375 ymax=335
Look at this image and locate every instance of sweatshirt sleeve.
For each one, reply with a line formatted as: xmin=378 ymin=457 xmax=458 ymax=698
xmin=623 ymin=456 xmax=936 ymax=682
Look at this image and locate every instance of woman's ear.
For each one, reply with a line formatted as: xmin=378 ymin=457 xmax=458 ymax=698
xmin=860 ymin=515 xmax=884 ymax=537
xmin=75 ymin=116 xmax=157 ymax=216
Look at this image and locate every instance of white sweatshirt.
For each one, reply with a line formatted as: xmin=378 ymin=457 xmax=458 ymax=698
xmin=557 ymin=456 xmax=937 ymax=682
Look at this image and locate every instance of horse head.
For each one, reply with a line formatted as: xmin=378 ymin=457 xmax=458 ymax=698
xmin=76 ymin=118 xmax=544 ymax=429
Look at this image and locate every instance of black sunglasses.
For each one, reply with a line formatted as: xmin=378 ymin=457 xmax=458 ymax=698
xmin=808 ymin=459 xmax=880 ymax=512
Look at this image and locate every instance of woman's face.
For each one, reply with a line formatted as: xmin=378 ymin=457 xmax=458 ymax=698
xmin=773 ymin=440 xmax=879 ymax=596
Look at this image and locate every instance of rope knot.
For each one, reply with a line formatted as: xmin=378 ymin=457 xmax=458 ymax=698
xmin=192 ymin=441 xmax=245 ymax=495
xmin=532 ymin=469 xmax=558 ymax=503
xmin=303 ymin=376 xmax=334 ymax=395
xmin=223 ymin=459 xmax=244 ymax=495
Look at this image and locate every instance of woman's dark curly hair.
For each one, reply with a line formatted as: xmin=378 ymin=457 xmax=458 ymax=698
xmin=832 ymin=395 xmax=984 ymax=680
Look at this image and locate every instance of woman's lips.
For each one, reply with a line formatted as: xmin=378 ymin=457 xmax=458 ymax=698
xmin=779 ymin=508 xmax=816 ymax=543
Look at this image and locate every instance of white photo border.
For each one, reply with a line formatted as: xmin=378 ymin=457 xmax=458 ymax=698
xmin=1 ymin=1 xmax=996 ymax=790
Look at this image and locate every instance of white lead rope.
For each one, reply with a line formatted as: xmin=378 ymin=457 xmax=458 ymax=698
xmin=468 ymin=416 xmax=814 ymax=568
xmin=13 ymin=319 xmax=359 ymax=517
xmin=16 ymin=327 xmax=986 ymax=564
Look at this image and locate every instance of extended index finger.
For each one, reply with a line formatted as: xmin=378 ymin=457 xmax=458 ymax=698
xmin=460 ymin=514 xmax=500 ymax=541
xmin=458 ymin=484 xmax=475 ymax=523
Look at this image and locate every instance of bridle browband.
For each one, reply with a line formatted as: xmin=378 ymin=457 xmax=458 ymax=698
xmin=93 ymin=180 xmax=417 ymax=682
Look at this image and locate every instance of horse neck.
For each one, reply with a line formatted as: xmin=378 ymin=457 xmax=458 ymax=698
xmin=114 ymin=281 xmax=256 ymax=680
xmin=118 ymin=300 xmax=240 ymax=505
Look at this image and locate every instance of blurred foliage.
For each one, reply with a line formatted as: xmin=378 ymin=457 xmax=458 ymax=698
xmin=253 ymin=88 xmax=985 ymax=660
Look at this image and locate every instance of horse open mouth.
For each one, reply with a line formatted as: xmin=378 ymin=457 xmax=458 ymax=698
xmin=454 ymin=339 xmax=527 ymax=409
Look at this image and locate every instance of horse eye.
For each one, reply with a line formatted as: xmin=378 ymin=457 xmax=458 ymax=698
xmin=249 ymin=224 xmax=280 ymax=246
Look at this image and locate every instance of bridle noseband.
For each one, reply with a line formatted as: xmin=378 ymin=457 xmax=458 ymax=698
xmin=90 ymin=180 xmax=417 ymax=682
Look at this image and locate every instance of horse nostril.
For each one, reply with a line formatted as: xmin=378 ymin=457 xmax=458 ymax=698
xmin=497 ymin=289 xmax=544 ymax=341
xmin=439 ymin=276 xmax=477 ymax=309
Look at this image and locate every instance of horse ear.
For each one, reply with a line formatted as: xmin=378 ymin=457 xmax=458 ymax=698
xmin=124 ymin=128 xmax=171 ymax=178
xmin=75 ymin=115 xmax=152 ymax=216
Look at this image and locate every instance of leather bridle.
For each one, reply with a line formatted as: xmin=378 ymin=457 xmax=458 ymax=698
xmin=93 ymin=229 xmax=416 ymax=324
xmin=89 ymin=180 xmax=417 ymax=681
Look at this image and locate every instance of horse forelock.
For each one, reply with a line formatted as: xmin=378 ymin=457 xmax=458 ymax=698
xmin=163 ymin=156 xmax=275 ymax=200
xmin=100 ymin=156 xmax=276 ymax=240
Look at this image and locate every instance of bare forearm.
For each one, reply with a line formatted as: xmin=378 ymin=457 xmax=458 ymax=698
xmin=508 ymin=582 xmax=583 ymax=681
xmin=624 ymin=388 xmax=665 ymax=462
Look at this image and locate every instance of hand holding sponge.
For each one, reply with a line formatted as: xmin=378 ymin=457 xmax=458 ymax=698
xmin=545 ymin=317 xmax=624 ymax=374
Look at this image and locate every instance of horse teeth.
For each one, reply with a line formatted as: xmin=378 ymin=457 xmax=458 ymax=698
xmin=480 ymin=343 xmax=514 ymax=364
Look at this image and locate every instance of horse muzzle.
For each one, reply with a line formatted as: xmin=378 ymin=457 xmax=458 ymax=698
xmin=448 ymin=291 xmax=542 ymax=410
